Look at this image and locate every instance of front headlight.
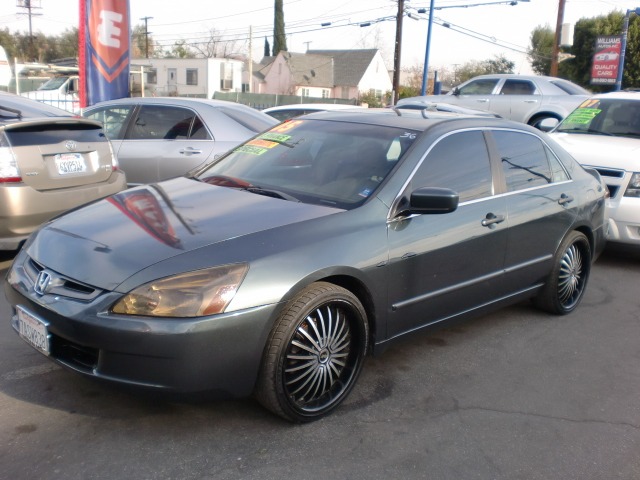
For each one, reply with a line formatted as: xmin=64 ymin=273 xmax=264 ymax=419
xmin=111 ymin=263 xmax=249 ymax=317
xmin=624 ymin=172 xmax=640 ymax=198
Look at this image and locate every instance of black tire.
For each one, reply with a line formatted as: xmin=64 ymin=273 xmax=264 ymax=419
xmin=255 ymin=282 xmax=369 ymax=422
xmin=534 ymin=231 xmax=591 ymax=315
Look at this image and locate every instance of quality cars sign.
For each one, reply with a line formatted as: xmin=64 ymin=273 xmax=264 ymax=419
xmin=591 ymin=36 xmax=622 ymax=85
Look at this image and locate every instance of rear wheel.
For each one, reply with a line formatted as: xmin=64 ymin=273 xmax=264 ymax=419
xmin=534 ymin=231 xmax=591 ymax=315
xmin=256 ymin=282 xmax=369 ymax=422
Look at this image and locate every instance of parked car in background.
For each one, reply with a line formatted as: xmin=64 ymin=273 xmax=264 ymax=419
xmin=0 ymin=92 xmax=127 ymax=251
xmin=5 ymin=109 xmax=607 ymax=422
xmin=83 ymin=97 xmax=278 ymax=185
xmin=398 ymin=74 xmax=591 ymax=129
xmin=262 ymin=103 xmax=365 ymax=121
xmin=550 ymin=91 xmax=640 ymax=246
xmin=22 ymin=75 xmax=81 ymax=113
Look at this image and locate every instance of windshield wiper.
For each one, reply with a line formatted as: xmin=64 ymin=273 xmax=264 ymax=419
xmin=0 ymin=105 xmax=22 ymax=118
xmin=245 ymin=186 xmax=300 ymax=202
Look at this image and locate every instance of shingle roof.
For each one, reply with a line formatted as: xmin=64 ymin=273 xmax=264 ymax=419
xmin=281 ymin=52 xmax=334 ymax=87
xmin=307 ymin=49 xmax=378 ymax=87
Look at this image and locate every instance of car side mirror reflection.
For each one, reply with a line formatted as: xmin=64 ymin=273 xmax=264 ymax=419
xmin=408 ymin=187 xmax=459 ymax=215
xmin=538 ymin=118 xmax=559 ymax=132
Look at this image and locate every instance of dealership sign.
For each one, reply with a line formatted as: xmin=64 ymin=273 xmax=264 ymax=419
xmin=591 ymin=36 xmax=622 ymax=85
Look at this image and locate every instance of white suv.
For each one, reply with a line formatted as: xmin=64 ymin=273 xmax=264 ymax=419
xmin=550 ymin=91 xmax=640 ymax=246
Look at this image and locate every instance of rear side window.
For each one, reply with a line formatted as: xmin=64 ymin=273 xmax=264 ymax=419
xmin=493 ymin=131 xmax=552 ymax=191
xmin=84 ymin=105 xmax=134 ymax=139
xmin=500 ymin=80 xmax=536 ymax=95
xmin=5 ymin=124 xmax=107 ymax=147
xmin=127 ymin=105 xmax=205 ymax=140
xmin=412 ymin=130 xmax=493 ymax=202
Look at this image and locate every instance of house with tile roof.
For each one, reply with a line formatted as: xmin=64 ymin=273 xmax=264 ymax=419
xmin=250 ymin=49 xmax=392 ymax=102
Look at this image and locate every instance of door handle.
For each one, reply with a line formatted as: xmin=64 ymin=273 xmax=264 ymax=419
xmin=476 ymin=99 xmax=490 ymax=103
xmin=481 ymin=212 xmax=505 ymax=227
xmin=558 ymin=193 xmax=574 ymax=205
xmin=179 ymin=147 xmax=203 ymax=155
xmin=524 ymin=100 xmax=538 ymax=103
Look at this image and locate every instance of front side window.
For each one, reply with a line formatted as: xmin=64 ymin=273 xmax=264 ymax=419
xmin=410 ymin=130 xmax=493 ymax=202
xmin=127 ymin=105 xmax=196 ymax=140
xmin=84 ymin=105 xmax=134 ymax=139
xmin=457 ymin=79 xmax=499 ymax=95
xmin=493 ymin=131 xmax=552 ymax=191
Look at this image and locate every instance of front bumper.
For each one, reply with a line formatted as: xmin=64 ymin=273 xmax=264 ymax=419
xmin=607 ymin=196 xmax=640 ymax=245
xmin=4 ymin=251 xmax=278 ymax=397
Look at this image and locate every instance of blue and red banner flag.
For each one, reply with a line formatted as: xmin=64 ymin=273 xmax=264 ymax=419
xmin=79 ymin=0 xmax=130 ymax=108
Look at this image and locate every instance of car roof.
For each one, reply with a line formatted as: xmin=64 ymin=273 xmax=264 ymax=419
xmin=590 ymin=91 xmax=640 ymax=100
xmin=85 ymin=96 xmax=256 ymax=110
xmin=263 ymin=103 xmax=364 ymax=113
xmin=297 ymin=107 xmax=524 ymax=132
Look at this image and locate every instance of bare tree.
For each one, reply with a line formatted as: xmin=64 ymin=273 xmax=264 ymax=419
xmin=191 ymin=28 xmax=241 ymax=58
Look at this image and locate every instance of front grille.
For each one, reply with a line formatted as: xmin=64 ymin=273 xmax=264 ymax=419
xmin=593 ymin=167 xmax=625 ymax=178
xmin=25 ymin=257 xmax=102 ymax=301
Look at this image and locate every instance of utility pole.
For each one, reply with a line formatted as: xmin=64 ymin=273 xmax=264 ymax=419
xmin=17 ymin=0 xmax=42 ymax=55
xmin=550 ymin=0 xmax=566 ymax=76
xmin=393 ymin=0 xmax=404 ymax=105
xmin=140 ymin=16 xmax=153 ymax=58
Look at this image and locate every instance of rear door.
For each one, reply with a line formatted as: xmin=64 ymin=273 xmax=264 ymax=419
xmin=489 ymin=129 xmax=577 ymax=290
xmin=490 ymin=78 xmax=540 ymax=123
xmin=118 ymin=104 xmax=215 ymax=185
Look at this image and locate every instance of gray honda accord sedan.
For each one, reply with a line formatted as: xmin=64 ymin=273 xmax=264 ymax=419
xmin=4 ymin=109 xmax=607 ymax=422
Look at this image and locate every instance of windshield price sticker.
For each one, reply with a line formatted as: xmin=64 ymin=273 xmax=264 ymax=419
xmin=235 ymin=145 xmax=268 ymax=156
xmin=16 ymin=306 xmax=50 ymax=356
xmin=55 ymin=153 xmax=87 ymax=175
xmin=565 ymin=108 xmax=601 ymax=125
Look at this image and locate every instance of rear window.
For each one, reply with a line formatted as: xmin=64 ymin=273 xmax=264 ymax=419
xmin=218 ymin=106 xmax=276 ymax=133
xmin=5 ymin=124 xmax=107 ymax=147
xmin=549 ymin=80 xmax=591 ymax=95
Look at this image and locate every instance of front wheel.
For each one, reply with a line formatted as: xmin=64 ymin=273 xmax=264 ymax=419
xmin=534 ymin=231 xmax=591 ymax=315
xmin=255 ymin=282 xmax=369 ymax=422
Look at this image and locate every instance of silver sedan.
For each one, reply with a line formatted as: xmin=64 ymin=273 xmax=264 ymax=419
xmin=398 ymin=74 xmax=591 ymax=129
xmin=83 ymin=97 xmax=278 ymax=185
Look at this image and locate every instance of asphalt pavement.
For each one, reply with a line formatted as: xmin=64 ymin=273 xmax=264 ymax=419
xmin=1 ymin=246 xmax=639 ymax=480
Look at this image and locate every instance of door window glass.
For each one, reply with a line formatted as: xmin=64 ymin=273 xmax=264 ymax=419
xmin=84 ymin=106 xmax=133 ymax=139
xmin=127 ymin=105 xmax=196 ymax=140
xmin=500 ymin=79 xmax=537 ymax=95
xmin=411 ymin=131 xmax=493 ymax=202
xmin=494 ymin=131 xmax=552 ymax=191
xmin=458 ymin=79 xmax=499 ymax=95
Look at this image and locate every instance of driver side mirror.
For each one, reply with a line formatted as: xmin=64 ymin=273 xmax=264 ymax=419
xmin=407 ymin=187 xmax=459 ymax=215
xmin=452 ymin=87 xmax=461 ymax=96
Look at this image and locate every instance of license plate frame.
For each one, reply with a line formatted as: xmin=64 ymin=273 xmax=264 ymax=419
xmin=54 ymin=153 xmax=87 ymax=175
xmin=16 ymin=306 xmax=50 ymax=356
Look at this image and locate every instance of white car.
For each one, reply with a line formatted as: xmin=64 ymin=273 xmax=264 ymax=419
xmin=550 ymin=91 xmax=640 ymax=246
xmin=262 ymin=103 xmax=365 ymax=121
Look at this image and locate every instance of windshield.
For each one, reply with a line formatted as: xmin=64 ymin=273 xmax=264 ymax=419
xmin=196 ymin=118 xmax=418 ymax=209
xmin=37 ymin=77 xmax=69 ymax=91
xmin=556 ymin=98 xmax=640 ymax=138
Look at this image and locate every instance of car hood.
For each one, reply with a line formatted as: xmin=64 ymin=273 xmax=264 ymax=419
xmin=551 ymin=133 xmax=640 ymax=171
xmin=26 ymin=177 xmax=340 ymax=291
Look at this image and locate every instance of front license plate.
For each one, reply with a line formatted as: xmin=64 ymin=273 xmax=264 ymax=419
xmin=55 ymin=153 xmax=86 ymax=175
xmin=16 ymin=306 xmax=50 ymax=356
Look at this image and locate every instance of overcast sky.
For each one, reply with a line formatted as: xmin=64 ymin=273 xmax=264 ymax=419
xmin=1 ymin=0 xmax=636 ymax=75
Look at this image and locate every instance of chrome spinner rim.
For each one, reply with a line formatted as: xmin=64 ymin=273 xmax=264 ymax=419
xmin=283 ymin=301 xmax=360 ymax=414
xmin=558 ymin=243 xmax=585 ymax=310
